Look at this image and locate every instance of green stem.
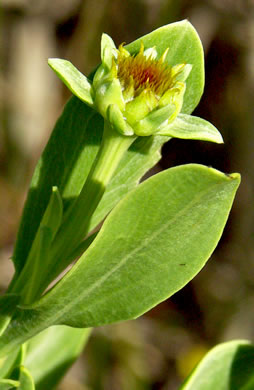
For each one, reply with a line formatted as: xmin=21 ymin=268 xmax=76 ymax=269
xmin=19 ymin=120 xmax=136 ymax=302
xmin=52 ymin=121 xmax=135 ymax=255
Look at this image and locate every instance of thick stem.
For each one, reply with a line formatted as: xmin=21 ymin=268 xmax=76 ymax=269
xmin=51 ymin=121 xmax=135 ymax=259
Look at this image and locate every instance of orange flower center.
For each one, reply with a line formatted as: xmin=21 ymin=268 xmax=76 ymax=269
xmin=117 ymin=46 xmax=174 ymax=97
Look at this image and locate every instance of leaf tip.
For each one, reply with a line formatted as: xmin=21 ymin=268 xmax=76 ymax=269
xmin=227 ymin=172 xmax=241 ymax=182
xmin=48 ymin=57 xmax=57 ymax=67
xmin=215 ymin=132 xmax=224 ymax=144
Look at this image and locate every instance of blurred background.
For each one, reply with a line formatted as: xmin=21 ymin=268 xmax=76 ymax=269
xmin=1 ymin=0 xmax=254 ymax=389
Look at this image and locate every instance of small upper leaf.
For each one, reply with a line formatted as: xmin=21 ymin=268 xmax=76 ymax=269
xmin=157 ymin=113 xmax=223 ymax=143
xmin=48 ymin=59 xmax=93 ymax=106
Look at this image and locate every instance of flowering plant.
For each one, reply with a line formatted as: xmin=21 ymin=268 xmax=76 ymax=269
xmin=49 ymin=32 xmax=222 ymax=141
xmin=0 ymin=20 xmax=250 ymax=390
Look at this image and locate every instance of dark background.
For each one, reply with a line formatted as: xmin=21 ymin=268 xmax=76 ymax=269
xmin=1 ymin=1 xmax=254 ymax=389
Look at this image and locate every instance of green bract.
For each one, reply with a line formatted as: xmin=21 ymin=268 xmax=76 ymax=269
xmin=48 ymin=30 xmax=223 ymax=143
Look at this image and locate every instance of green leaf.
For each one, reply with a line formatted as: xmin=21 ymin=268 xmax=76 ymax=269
xmin=19 ymin=226 xmax=53 ymax=303
xmin=25 ymin=326 xmax=90 ymax=390
xmin=10 ymin=98 xmax=101 ymax=281
xmin=0 ymin=295 xmax=20 ymax=337
xmin=157 ymin=113 xmax=223 ymax=143
xmin=0 ymin=339 xmax=25 ymax=381
xmin=0 ymin=347 xmax=34 ymax=389
xmin=134 ymin=105 xmax=176 ymax=136
xmin=0 ymin=378 xmax=19 ymax=389
xmin=10 ymin=187 xmax=63 ymax=302
xmin=0 ymin=348 xmax=20 ymax=379
xmin=101 ymin=33 xmax=117 ymax=69
xmin=0 ymin=164 xmax=240 ymax=355
xmin=0 ymin=345 xmax=29 ymax=388
xmin=126 ymin=20 xmax=204 ymax=114
xmin=180 ymin=340 xmax=254 ymax=390
xmin=66 ymin=232 xmax=98 ymax=264
xmin=18 ymin=366 xmax=35 ymax=390
xmin=107 ymin=104 xmax=134 ymax=136
xmin=40 ymin=186 xmax=63 ymax=239
xmin=48 ymin=59 xmax=93 ymax=106
xmin=6 ymin=345 xmax=27 ymax=379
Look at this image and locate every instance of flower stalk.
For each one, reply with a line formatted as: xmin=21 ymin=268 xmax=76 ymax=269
xmin=49 ymin=121 xmax=136 ymax=268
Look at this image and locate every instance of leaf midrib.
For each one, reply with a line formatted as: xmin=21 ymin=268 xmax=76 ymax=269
xmin=29 ymin=175 xmax=226 ymax=327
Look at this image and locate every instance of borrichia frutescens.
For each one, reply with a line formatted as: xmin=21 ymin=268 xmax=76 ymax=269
xmin=92 ymin=34 xmax=192 ymax=136
xmin=48 ymin=33 xmax=192 ymax=137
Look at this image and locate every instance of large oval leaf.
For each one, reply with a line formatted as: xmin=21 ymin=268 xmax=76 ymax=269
xmin=0 ymin=164 xmax=240 ymax=356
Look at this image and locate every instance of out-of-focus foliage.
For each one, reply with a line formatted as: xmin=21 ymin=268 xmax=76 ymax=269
xmin=1 ymin=0 xmax=253 ymax=389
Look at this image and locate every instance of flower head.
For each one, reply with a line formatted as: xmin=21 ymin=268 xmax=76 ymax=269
xmin=48 ymin=29 xmax=223 ymax=143
xmin=48 ymin=33 xmax=192 ymax=137
xmin=117 ymin=43 xmax=173 ymax=98
xmin=92 ymin=34 xmax=192 ymax=136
